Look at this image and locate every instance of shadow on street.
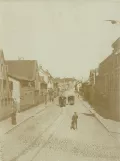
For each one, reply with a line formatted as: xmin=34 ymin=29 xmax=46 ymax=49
xmin=81 ymin=113 xmax=95 ymax=117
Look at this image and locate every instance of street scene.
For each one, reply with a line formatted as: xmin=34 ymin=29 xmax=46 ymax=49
xmin=0 ymin=1 xmax=120 ymax=161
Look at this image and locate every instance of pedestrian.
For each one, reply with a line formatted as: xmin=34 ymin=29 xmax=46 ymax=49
xmin=51 ymin=89 xmax=54 ymax=103
xmin=48 ymin=89 xmax=51 ymax=102
xmin=11 ymin=99 xmax=17 ymax=125
xmin=71 ymin=112 xmax=78 ymax=130
xmin=44 ymin=89 xmax=48 ymax=106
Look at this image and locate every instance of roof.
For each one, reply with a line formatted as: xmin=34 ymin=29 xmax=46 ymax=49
xmin=44 ymin=70 xmax=53 ymax=78
xmin=99 ymin=53 xmax=114 ymax=67
xmin=112 ymin=37 xmax=120 ymax=49
xmin=6 ymin=60 xmax=38 ymax=81
xmin=54 ymin=77 xmax=75 ymax=83
xmin=54 ymin=78 xmax=61 ymax=83
xmin=39 ymin=76 xmax=47 ymax=84
xmin=99 ymin=37 xmax=120 ymax=66
xmin=0 ymin=49 xmax=5 ymax=62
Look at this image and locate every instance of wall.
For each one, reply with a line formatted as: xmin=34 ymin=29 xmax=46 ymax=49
xmin=0 ymin=103 xmax=12 ymax=121
xmin=20 ymin=86 xmax=35 ymax=111
xmin=0 ymin=52 xmax=12 ymax=120
xmin=9 ymin=78 xmax=20 ymax=103
xmin=48 ymin=81 xmax=53 ymax=89
xmin=95 ymin=52 xmax=120 ymax=120
xmin=39 ymin=70 xmax=48 ymax=84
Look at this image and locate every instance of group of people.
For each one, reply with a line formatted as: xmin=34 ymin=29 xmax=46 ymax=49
xmin=43 ymin=88 xmax=55 ymax=105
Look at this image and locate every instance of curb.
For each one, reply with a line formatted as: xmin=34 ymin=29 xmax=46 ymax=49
xmin=5 ymin=115 xmax=34 ymax=135
xmin=4 ymin=100 xmax=57 ymax=135
xmin=81 ymin=101 xmax=110 ymax=133
xmin=81 ymin=99 xmax=120 ymax=143
xmin=5 ymin=106 xmax=47 ymax=135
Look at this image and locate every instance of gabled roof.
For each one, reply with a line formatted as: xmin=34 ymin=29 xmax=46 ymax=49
xmin=6 ymin=60 xmax=38 ymax=81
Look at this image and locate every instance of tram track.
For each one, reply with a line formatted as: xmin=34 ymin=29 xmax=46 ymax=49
xmin=3 ymin=98 xmax=61 ymax=161
xmin=29 ymin=115 xmax=64 ymax=161
xmin=10 ymin=110 xmax=62 ymax=161
xmin=5 ymin=105 xmax=47 ymax=135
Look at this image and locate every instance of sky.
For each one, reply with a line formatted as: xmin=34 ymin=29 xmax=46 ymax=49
xmin=0 ymin=0 xmax=120 ymax=80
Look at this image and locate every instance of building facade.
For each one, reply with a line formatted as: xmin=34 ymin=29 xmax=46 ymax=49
xmin=0 ymin=50 xmax=12 ymax=120
xmin=6 ymin=60 xmax=40 ymax=111
xmin=95 ymin=38 xmax=120 ymax=120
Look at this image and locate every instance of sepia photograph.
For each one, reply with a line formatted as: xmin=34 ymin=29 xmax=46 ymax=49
xmin=0 ymin=0 xmax=120 ymax=160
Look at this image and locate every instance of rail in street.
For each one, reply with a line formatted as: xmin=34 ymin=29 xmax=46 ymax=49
xmin=29 ymin=97 xmax=120 ymax=161
xmin=3 ymin=99 xmax=62 ymax=161
xmin=12 ymin=113 xmax=62 ymax=161
xmin=4 ymin=100 xmax=56 ymax=135
xmin=3 ymin=93 xmax=120 ymax=161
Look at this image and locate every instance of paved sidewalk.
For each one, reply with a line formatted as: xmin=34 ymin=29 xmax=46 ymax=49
xmin=80 ymin=98 xmax=120 ymax=142
xmin=0 ymin=102 xmax=52 ymax=135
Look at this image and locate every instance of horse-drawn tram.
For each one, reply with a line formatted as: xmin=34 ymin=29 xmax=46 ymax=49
xmin=59 ymin=90 xmax=75 ymax=107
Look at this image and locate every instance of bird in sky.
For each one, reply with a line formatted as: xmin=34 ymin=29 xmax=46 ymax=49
xmin=105 ymin=20 xmax=120 ymax=24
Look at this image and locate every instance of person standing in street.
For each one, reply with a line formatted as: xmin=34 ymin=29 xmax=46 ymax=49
xmin=49 ymin=88 xmax=52 ymax=102
xmin=44 ymin=89 xmax=48 ymax=106
xmin=11 ymin=98 xmax=17 ymax=125
xmin=71 ymin=112 xmax=78 ymax=130
xmin=51 ymin=89 xmax=54 ymax=103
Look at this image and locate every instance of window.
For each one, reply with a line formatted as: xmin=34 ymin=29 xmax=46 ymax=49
xmin=9 ymin=81 xmax=13 ymax=90
xmin=111 ymin=74 xmax=113 ymax=91
xmin=5 ymin=98 xmax=7 ymax=106
xmin=1 ymin=64 xmax=3 ymax=72
xmin=117 ymin=74 xmax=119 ymax=91
xmin=6 ymin=65 xmax=8 ymax=72
xmin=109 ymin=75 xmax=111 ymax=92
xmin=3 ymin=80 xmax=6 ymax=89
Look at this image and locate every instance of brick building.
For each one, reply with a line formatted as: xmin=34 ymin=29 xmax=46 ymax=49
xmin=95 ymin=37 xmax=120 ymax=120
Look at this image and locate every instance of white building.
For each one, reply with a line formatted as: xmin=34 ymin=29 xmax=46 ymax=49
xmin=39 ymin=65 xmax=53 ymax=90
xmin=8 ymin=77 xmax=20 ymax=111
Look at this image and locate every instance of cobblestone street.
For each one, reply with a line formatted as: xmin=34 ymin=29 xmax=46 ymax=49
xmin=6 ymin=97 xmax=120 ymax=161
xmin=3 ymin=100 xmax=62 ymax=161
